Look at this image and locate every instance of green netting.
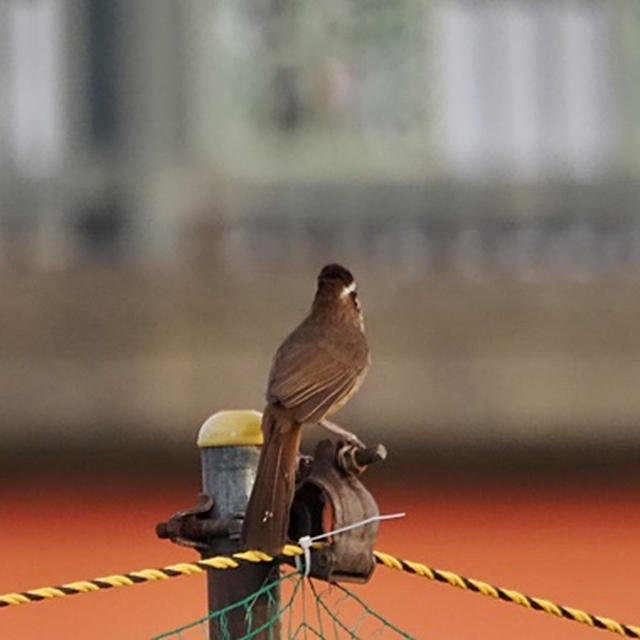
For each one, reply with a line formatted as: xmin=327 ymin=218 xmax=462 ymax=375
xmin=152 ymin=571 xmax=415 ymax=639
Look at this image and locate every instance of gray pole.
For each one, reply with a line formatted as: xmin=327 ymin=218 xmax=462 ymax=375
xmin=197 ymin=410 xmax=281 ymax=639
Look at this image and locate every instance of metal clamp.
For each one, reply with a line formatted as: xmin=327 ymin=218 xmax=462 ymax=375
xmin=288 ymin=439 xmax=386 ymax=584
xmin=156 ymin=436 xmax=386 ymax=584
xmin=155 ymin=493 xmax=242 ymax=551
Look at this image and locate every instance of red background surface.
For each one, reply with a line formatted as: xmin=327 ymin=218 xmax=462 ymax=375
xmin=2 ymin=481 xmax=638 ymax=639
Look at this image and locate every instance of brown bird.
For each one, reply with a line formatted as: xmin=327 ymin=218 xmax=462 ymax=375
xmin=241 ymin=264 xmax=370 ymax=555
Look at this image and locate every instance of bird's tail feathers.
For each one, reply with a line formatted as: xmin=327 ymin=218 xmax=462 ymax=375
xmin=241 ymin=405 xmax=301 ymax=555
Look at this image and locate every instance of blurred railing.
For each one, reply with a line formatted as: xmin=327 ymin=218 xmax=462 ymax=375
xmin=1 ymin=0 xmax=640 ymax=275
xmin=3 ymin=1 xmax=640 ymax=454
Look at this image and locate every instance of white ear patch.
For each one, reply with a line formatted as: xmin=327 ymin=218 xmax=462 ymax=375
xmin=340 ymin=280 xmax=357 ymax=297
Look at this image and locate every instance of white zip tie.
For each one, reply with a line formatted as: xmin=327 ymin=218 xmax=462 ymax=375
xmin=295 ymin=512 xmax=406 ymax=577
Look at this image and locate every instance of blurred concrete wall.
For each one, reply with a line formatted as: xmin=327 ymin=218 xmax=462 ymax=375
xmin=2 ymin=0 xmax=640 ymax=459
xmin=2 ymin=270 xmax=639 ymax=453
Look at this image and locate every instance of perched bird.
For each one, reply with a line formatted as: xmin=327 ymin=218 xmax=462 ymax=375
xmin=241 ymin=263 xmax=370 ymax=555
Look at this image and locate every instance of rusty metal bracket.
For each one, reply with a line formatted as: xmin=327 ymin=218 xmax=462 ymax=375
xmin=155 ymin=493 xmax=242 ymax=551
xmin=288 ymin=439 xmax=386 ymax=584
xmin=156 ymin=437 xmax=386 ymax=582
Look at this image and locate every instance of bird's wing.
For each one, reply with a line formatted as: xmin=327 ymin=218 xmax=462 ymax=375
xmin=267 ymin=334 xmax=364 ymax=424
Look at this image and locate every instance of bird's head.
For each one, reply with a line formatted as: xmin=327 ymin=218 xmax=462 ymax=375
xmin=318 ymin=263 xmax=356 ymax=293
xmin=314 ymin=263 xmax=362 ymax=323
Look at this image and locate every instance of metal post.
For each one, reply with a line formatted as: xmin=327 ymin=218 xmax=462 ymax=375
xmin=197 ymin=410 xmax=280 ymax=639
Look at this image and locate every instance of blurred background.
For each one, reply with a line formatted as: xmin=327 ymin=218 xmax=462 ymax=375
xmin=2 ymin=1 xmax=640 ymax=638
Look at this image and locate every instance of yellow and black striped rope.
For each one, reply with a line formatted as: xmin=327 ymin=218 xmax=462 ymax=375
xmin=373 ymin=551 xmax=640 ymax=638
xmin=1 ymin=546 xmax=638 ymax=639
xmin=0 ymin=547 xmax=286 ymax=608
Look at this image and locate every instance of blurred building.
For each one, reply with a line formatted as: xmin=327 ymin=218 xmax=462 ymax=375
xmin=1 ymin=0 xmax=640 ymax=278
xmin=2 ymin=0 xmax=640 ymax=464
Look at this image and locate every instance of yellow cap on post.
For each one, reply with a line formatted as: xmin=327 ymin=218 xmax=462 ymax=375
xmin=197 ymin=410 xmax=263 ymax=448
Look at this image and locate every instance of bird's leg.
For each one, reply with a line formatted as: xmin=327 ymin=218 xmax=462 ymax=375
xmin=318 ymin=418 xmax=364 ymax=448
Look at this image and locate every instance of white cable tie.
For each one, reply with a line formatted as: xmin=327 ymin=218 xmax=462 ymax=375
xmin=295 ymin=535 xmax=313 ymax=577
xmin=296 ymin=512 xmax=405 ymax=577
xmin=308 ymin=512 xmax=406 ymax=543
